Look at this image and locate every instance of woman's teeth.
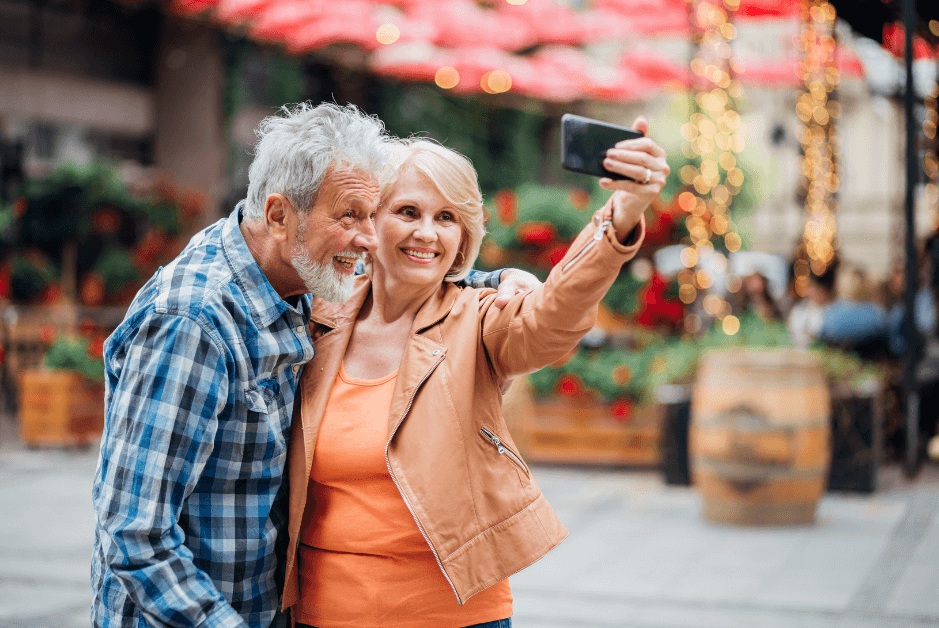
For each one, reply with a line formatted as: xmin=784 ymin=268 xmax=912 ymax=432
xmin=403 ymin=249 xmax=437 ymax=259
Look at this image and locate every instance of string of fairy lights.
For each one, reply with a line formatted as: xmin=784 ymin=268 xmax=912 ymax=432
xmin=678 ymin=0 xmax=746 ymax=336
xmin=925 ymin=80 xmax=939 ymax=230
xmin=793 ymin=0 xmax=840 ymax=296
xmin=930 ymin=21 xmax=939 ymax=229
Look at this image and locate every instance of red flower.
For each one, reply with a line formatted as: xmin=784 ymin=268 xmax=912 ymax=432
xmin=0 ymin=265 xmax=10 ymax=299
xmin=556 ymin=373 xmax=582 ymax=398
xmin=12 ymin=197 xmax=26 ymax=217
xmin=87 ymin=336 xmax=105 ymax=361
xmin=40 ymin=284 xmax=62 ymax=305
xmin=80 ymin=273 xmax=106 ymax=307
xmin=39 ymin=324 xmax=56 ymax=344
xmin=494 ymin=190 xmax=517 ymax=226
xmin=78 ymin=318 xmax=97 ymax=337
xmin=516 ymin=222 xmax=557 ymax=247
xmin=547 ymin=245 xmax=569 ymax=266
xmin=611 ymin=399 xmax=633 ymax=423
xmin=634 ymin=273 xmax=684 ymax=329
xmin=91 ymin=207 xmax=121 ymax=235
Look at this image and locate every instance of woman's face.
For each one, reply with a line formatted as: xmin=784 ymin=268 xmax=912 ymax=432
xmin=373 ymin=166 xmax=464 ymax=290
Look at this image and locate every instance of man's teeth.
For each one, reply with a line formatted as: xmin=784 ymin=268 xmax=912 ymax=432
xmin=335 ymin=256 xmax=358 ymax=266
xmin=404 ymin=249 xmax=437 ymax=259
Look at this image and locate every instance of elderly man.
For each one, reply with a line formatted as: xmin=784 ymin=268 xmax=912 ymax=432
xmin=91 ymin=103 xmax=536 ymax=628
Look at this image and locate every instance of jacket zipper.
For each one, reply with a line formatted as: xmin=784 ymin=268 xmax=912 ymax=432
xmin=480 ymin=426 xmax=530 ymax=477
xmin=384 ymin=354 xmax=464 ymax=603
xmin=562 ymin=219 xmax=612 ymax=273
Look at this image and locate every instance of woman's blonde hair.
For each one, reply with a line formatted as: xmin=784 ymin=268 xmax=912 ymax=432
xmin=387 ymin=139 xmax=487 ymax=282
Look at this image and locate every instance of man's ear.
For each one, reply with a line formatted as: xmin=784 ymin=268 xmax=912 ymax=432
xmin=265 ymin=194 xmax=292 ymax=244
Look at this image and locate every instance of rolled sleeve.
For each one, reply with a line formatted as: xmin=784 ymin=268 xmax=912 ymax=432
xmin=462 ymin=268 xmax=505 ymax=291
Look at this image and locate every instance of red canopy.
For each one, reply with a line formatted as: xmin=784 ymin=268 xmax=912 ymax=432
xmin=735 ymin=44 xmax=866 ymax=87
xmin=162 ymin=0 xmax=876 ymax=102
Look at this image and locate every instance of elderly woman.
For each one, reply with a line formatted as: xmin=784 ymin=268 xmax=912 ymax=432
xmin=281 ymin=120 xmax=668 ymax=628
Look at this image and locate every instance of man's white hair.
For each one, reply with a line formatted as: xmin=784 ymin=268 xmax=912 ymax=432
xmin=242 ymin=102 xmax=395 ymax=220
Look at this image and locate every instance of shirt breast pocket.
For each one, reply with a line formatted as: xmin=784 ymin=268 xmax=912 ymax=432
xmin=240 ymin=377 xmax=281 ymax=417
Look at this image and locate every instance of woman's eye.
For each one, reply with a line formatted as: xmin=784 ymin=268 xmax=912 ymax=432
xmin=439 ymin=212 xmax=455 ymax=222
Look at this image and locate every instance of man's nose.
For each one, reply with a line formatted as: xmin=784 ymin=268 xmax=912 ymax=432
xmin=353 ymin=218 xmax=378 ymax=253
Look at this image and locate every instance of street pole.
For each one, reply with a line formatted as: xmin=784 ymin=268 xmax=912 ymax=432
xmin=902 ymin=0 xmax=921 ymax=477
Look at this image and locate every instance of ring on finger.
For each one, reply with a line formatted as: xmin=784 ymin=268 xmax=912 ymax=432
xmin=642 ymin=168 xmax=652 ymax=185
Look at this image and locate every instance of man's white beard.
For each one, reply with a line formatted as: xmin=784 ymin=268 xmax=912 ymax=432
xmin=290 ymin=249 xmax=357 ymax=303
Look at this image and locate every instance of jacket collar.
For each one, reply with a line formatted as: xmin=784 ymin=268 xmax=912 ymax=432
xmin=309 ymin=276 xmax=464 ymax=334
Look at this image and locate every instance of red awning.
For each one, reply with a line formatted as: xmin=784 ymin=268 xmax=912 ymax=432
xmin=163 ymin=0 xmax=876 ymax=101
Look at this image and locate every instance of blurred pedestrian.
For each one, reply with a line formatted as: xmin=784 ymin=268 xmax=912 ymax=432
xmin=787 ymin=260 xmax=836 ymax=348
xmin=283 ymin=123 xmax=665 ymax=627
xmin=90 ymin=103 xmax=538 ymax=628
xmin=787 ymin=257 xmax=888 ymax=353
xmin=739 ymin=271 xmax=783 ymax=322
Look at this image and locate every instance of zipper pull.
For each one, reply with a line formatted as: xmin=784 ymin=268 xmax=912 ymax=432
xmin=481 ymin=427 xmax=506 ymax=454
xmin=594 ymin=220 xmax=612 ymax=241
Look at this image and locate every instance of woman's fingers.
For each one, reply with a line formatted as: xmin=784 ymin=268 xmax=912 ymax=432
xmin=601 ymin=159 xmax=649 ymax=183
xmin=610 ymin=136 xmax=667 ymax=158
xmin=605 ymin=148 xmax=659 ymax=169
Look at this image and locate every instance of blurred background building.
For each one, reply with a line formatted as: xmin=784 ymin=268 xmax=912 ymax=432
xmin=1 ymin=0 xmax=939 ymax=474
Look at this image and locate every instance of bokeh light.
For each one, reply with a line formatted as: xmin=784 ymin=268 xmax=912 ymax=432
xmin=722 ymin=314 xmax=741 ymax=335
xmin=434 ymin=66 xmax=460 ymax=89
xmin=483 ymin=70 xmax=512 ymax=94
xmin=375 ymin=23 xmax=400 ymax=45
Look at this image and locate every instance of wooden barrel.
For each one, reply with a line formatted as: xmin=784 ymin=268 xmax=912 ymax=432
xmin=689 ymin=348 xmax=830 ymax=526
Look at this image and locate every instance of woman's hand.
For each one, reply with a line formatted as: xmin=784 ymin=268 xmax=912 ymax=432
xmin=599 ymin=116 xmax=669 ymax=241
xmin=493 ymin=268 xmax=542 ymax=307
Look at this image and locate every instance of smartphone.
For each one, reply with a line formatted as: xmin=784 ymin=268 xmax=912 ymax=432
xmin=560 ymin=113 xmax=643 ymax=180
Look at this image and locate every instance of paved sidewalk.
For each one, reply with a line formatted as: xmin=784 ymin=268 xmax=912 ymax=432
xmin=1 ymin=434 xmax=938 ymax=628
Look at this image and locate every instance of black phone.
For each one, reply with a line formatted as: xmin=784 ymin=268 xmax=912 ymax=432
xmin=560 ymin=113 xmax=643 ymax=180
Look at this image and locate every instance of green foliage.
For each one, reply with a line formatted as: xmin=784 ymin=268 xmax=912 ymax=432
xmin=43 ymin=335 xmax=104 ymax=382
xmin=6 ymin=163 xmax=192 ymax=303
xmin=374 ymin=83 xmax=549 ymax=197
xmin=529 ymin=313 xmax=796 ymax=404
xmin=484 ymin=183 xmax=596 ymax=249
xmin=16 ymin=163 xmax=145 ymax=247
xmin=9 ymin=254 xmax=58 ymax=302
xmin=94 ymin=249 xmax=141 ymax=292
xmin=809 ymin=343 xmax=886 ymax=387
xmin=602 ymin=270 xmax=644 ymax=317
xmin=699 ymin=311 xmax=793 ymax=350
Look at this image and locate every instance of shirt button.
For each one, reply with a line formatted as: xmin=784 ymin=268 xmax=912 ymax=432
xmin=292 ymin=364 xmax=300 ymax=372
xmin=295 ymin=326 xmax=305 ymax=335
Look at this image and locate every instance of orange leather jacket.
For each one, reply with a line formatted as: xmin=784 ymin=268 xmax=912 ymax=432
xmin=282 ymin=206 xmax=645 ymax=611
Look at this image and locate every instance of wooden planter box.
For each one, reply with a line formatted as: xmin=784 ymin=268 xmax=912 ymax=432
xmin=503 ymin=379 xmax=662 ymax=466
xmin=18 ymin=370 xmax=105 ymax=447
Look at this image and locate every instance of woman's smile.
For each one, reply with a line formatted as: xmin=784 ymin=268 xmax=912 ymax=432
xmin=401 ymin=247 xmax=440 ymax=263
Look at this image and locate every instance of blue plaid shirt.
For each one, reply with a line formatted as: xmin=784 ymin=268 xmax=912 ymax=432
xmin=91 ymin=207 xmax=502 ymax=628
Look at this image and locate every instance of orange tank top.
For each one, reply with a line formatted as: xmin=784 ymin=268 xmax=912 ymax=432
xmin=296 ymin=362 xmax=512 ymax=628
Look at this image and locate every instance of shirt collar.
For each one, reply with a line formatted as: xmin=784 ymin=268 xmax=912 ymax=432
xmin=221 ymin=206 xmax=311 ymax=328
